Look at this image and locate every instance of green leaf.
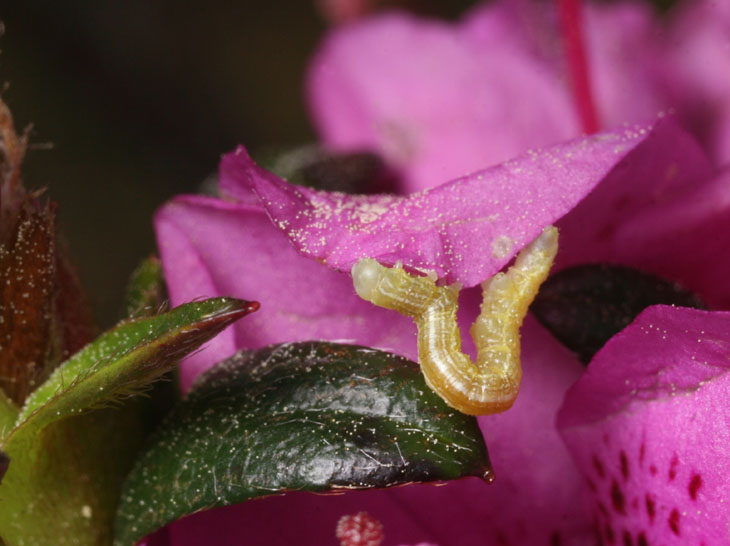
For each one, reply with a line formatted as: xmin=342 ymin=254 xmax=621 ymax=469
xmin=531 ymin=264 xmax=706 ymax=363
xmin=15 ymin=297 xmax=257 ymax=432
xmin=0 ymin=407 xmax=149 ymax=546
xmin=0 ymin=297 xmax=259 ymax=546
xmin=115 ymin=341 xmax=492 ymax=545
xmin=124 ymin=255 xmax=166 ymax=319
xmin=121 ymin=255 xmax=180 ymax=424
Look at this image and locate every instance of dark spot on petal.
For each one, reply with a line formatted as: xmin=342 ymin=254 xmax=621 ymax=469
xmin=636 ymin=532 xmax=648 ymax=546
xmin=668 ymin=454 xmax=679 ymax=482
xmin=622 ymin=530 xmax=633 ymax=546
xmin=668 ymin=508 xmax=680 ymax=536
xmin=611 ymin=480 xmax=626 ymax=515
xmin=645 ymin=494 xmax=656 ymax=523
xmin=597 ymin=501 xmax=610 ymax=518
xmin=605 ymin=524 xmax=616 ymax=544
xmin=597 ymin=223 xmax=617 ymax=242
xmin=587 ymin=477 xmax=597 ymax=492
xmin=639 ymin=443 xmax=646 ymax=467
xmin=603 ymin=433 xmax=611 ymax=446
xmin=495 ymin=531 xmax=510 ymax=546
xmin=649 ymin=465 xmax=657 ymax=476
xmin=620 ymin=451 xmax=630 ymax=481
xmin=593 ymin=455 xmax=606 ymax=479
xmin=688 ymin=473 xmax=703 ymax=500
xmin=550 ymin=531 xmax=562 ymax=546
xmin=631 ymin=497 xmax=639 ymax=511
xmin=615 ymin=194 xmax=631 ymax=211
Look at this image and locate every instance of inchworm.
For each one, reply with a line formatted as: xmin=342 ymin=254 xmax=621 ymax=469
xmin=352 ymin=226 xmax=558 ymax=415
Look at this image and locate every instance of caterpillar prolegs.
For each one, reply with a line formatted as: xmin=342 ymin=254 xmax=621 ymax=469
xmin=352 ymin=226 xmax=559 ymax=415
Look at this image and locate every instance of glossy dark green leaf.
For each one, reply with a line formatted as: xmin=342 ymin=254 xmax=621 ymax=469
xmin=531 ymin=264 xmax=706 ymax=363
xmin=115 ymin=341 xmax=492 ymax=545
xmin=0 ymin=297 xmax=258 ymax=546
xmin=124 ymin=255 xmax=166 ymax=319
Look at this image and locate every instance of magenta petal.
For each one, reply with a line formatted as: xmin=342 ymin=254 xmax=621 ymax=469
xmin=558 ymin=305 xmax=730 ymax=545
xmin=230 ymin=123 xmax=661 ymax=288
xmin=582 ymin=1 xmax=666 ymax=129
xmin=154 ymin=195 xmax=416 ymax=392
xmin=476 ymin=316 xmax=594 ymax=545
xmin=602 ymin=166 xmax=730 ymax=309
xmin=162 ymin=318 xmax=591 ymax=546
xmin=665 ymin=0 xmax=730 ymax=165
xmin=463 ymin=0 xmax=667 ymax=133
xmin=307 ymin=9 xmax=578 ymax=192
xmin=306 ymin=1 xmax=674 ymax=194
xmin=555 ymin=118 xmax=730 ymax=306
xmin=155 ymin=199 xmax=239 ymax=392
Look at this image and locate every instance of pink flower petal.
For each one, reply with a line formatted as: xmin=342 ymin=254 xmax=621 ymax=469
xmin=476 ymin=316 xmax=594 ymax=545
xmin=308 ymin=1 xmax=673 ymax=194
xmin=465 ymin=1 xmax=668 ymax=129
xmin=231 ymin=123 xmax=662 ymax=289
xmin=582 ymin=1 xmax=666 ymax=128
xmin=558 ymin=305 xmax=730 ymax=545
xmin=555 ymin=119 xmax=730 ymax=307
xmin=598 ymin=166 xmax=730 ymax=309
xmin=155 ymin=195 xmax=415 ymax=392
xmin=307 ymin=8 xmax=578 ymax=193
xmin=664 ymin=0 xmax=730 ymax=165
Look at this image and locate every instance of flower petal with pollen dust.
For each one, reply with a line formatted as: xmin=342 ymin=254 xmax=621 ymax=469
xmin=155 ymin=195 xmax=415 ymax=392
xmin=552 ymin=116 xmax=730 ymax=308
xmin=558 ymin=305 xmax=730 ymax=545
xmin=227 ymin=122 xmax=661 ymax=289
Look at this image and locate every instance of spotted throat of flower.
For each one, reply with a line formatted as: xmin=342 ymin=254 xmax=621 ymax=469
xmin=351 ymin=226 xmax=559 ymax=416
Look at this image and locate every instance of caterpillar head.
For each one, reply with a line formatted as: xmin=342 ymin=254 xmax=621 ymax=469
xmin=351 ymin=258 xmax=386 ymax=303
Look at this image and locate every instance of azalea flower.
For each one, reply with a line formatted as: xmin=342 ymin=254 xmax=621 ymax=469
xmin=146 ymin=1 xmax=730 ymax=543
xmin=307 ymin=0 xmax=730 ymax=193
xmin=150 ymin=111 xmax=730 ymax=545
xmin=558 ymin=304 xmax=730 ymax=545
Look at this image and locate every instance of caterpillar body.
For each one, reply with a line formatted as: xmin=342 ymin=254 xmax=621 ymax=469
xmin=352 ymin=226 xmax=559 ymax=415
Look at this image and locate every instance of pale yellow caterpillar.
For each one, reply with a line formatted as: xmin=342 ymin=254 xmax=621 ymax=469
xmin=352 ymin=226 xmax=558 ymax=415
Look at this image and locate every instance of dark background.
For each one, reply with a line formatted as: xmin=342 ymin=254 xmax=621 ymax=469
xmin=0 ymin=0 xmax=673 ymax=327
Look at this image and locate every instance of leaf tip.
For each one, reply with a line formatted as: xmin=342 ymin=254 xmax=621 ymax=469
xmin=223 ymin=298 xmax=260 ymax=320
xmin=479 ymin=466 xmax=496 ymax=484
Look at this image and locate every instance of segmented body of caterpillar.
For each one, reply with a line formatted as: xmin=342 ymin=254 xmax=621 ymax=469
xmin=352 ymin=226 xmax=559 ymax=415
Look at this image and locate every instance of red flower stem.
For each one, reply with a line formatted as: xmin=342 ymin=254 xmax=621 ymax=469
xmin=557 ymin=0 xmax=599 ymax=134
